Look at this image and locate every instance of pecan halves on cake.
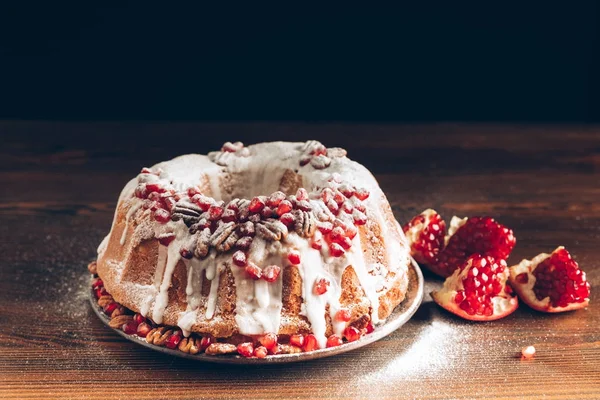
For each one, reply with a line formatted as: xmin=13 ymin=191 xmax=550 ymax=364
xmin=108 ymin=315 xmax=133 ymax=329
xmin=204 ymin=343 xmax=237 ymax=356
xmin=210 ymin=221 xmax=237 ymax=250
xmin=327 ymin=147 xmax=347 ymax=158
xmin=87 ymin=260 xmax=98 ymax=275
xmin=178 ymin=337 xmax=201 ymax=355
xmin=256 ymin=220 xmax=288 ymax=241
xmin=97 ymin=295 xmax=114 ymax=308
xmin=216 ymin=230 xmax=239 ymax=253
xmin=171 ymin=202 xmax=203 ymax=227
xmin=277 ymin=344 xmax=302 ymax=354
xmin=194 ymin=227 xmax=212 ymax=258
xmin=146 ymin=327 xmax=174 ymax=346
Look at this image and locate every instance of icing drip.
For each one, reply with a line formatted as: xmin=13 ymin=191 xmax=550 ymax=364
xmin=120 ymin=201 xmax=142 ymax=245
xmin=152 ymin=243 xmax=182 ymax=324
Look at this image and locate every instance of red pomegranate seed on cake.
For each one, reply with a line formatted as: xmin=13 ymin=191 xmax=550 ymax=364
xmin=317 ymin=221 xmax=333 ymax=234
xmin=276 ymin=200 xmax=293 ymax=216
xmin=354 ymin=188 xmax=370 ymax=201
xmin=262 ymin=265 xmax=281 ymax=282
xmin=326 ymin=199 xmax=340 ymax=214
xmin=187 ymin=187 xmax=201 ymax=198
xmin=261 ymin=206 xmax=274 ymax=219
xmin=237 ymin=342 xmax=254 ymax=357
xmin=235 ymin=236 xmax=253 ymax=250
xmin=287 ymin=250 xmax=301 ymax=265
xmin=311 ymin=144 xmax=327 ymax=156
xmin=326 ymin=334 xmax=343 ymax=348
xmin=279 ymin=212 xmax=295 ymax=226
xmin=165 ymin=331 xmax=182 ymax=349
xmin=335 ymin=309 xmax=351 ymax=322
xmin=221 ymin=208 xmax=237 ymax=222
xmin=341 ymin=201 xmax=353 ymax=214
xmin=296 ymin=188 xmax=309 ymax=201
xmin=321 ymin=188 xmax=334 ymax=203
xmin=133 ymin=313 xmax=146 ymax=325
xmin=232 ymin=250 xmax=247 ymax=267
xmin=122 ymin=321 xmax=139 ymax=335
xmin=290 ymin=334 xmax=304 ymax=348
xmin=344 ymin=326 xmax=361 ymax=342
xmin=222 ymin=141 xmax=243 ymax=152
xmin=200 ymin=336 xmax=213 ymax=351
xmin=267 ymin=191 xmax=286 ymax=207
xmin=179 ymin=248 xmax=193 ymax=259
xmin=365 ymin=322 xmax=374 ymax=334
xmin=154 ymin=209 xmax=171 ymax=223
xmin=134 ymin=185 xmax=148 ymax=199
xmin=145 ymin=183 xmax=165 ymax=194
xmin=192 ymin=194 xmax=212 ymax=212
xmin=95 ymin=287 xmax=107 ymax=299
xmin=158 ymin=234 xmax=175 ymax=246
xmin=338 ymin=184 xmax=355 ymax=198
xmin=314 ymin=278 xmax=330 ymax=295
xmin=311 ymin=237 xmax=323 ymax=250
xmin=329 ymin=243 xmax=345 ymax=257
xmin=303 ymin=334 xmax=319 ymax=352
xmin=92 ymin=278 xmax=103 ymax=289
xmin=245 ymin=263 xmax=262 ymax=280
xmin=103 ymin=302 xmax=119 ymax=315
xmin=136 ymin=322 xmax=152 ymax=338
xmin=330 ymin=226 xmax=345 ymax=241
xmin=299 ymin=156 xmax=311 ymax=166
xmin=333 ymin=191 xmax=345 ymax=205
xmin=353 ymin=209 xmax=367 ymax=225
xmin=140 ymin=167 xmax=152 ymax=174
xmin=249 ymin=197 xmax=265 ymax=213
xmin=253 ymin=346 xmax=268 ymax=358
xmin=258 ymin=333 xmax=278 ymax=351
xmin=208 ymin=205 xmax=223 ymax=221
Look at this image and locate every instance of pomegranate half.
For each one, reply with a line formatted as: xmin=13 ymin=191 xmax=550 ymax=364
xmin=402 ymin=209 xmax=446 ymax=275
xmin=508 ymin=246 xmax=590 ymax=313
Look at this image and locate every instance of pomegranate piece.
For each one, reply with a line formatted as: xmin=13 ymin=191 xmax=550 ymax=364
xmin=208 ymin=205 xmax=224 ymax=221
xmin=200 ymin=336 xmax=213 ymax=351
xmin=258 ymin=333 xmax=278 ymax=351
xmin=136 ymin=322 xmax=152 ymax=338
xmin=253 ymin=346 xmax=268 ymax=358
xmin=133 ymin=313 xmax=146 ymax=325
xmin=321 ymin=188 xmax=334 ymax=203
xmin=302 ymin=334 xmax=319 ymax=352
xmin=262 ymin=265 xmax=281 ymax=282
xmin=317 ymin=221 xmax=333 ymax=234
xmin=122 ymin=320 xmax=139 ymax=335
xmin=338 ymin=184 xmax=355 ymax=198
xmin=335 ymin=309 xmax=351 ymax=322
xmin=248 ymin=197 xmax=265 ymax=213
xmin=279 ymin=212 xmax=295 ymax=226
xmin=157 ymin=233 xmax=175 ymax=246
xmin=232 ymin=250 xmax=247 ymax=267
xmin=289 ymin=334 xmax=304 ymax=348
xmin=287 ymin=250 xmax=301 ymax=265
xmin=509 ymin=247 xmax=590 ymax=312
xmin=245 ymin=263 xmax=262 ymax=280
xmin=326 ymin=334 xmax=343 ymax=348
xmin=95 ymin=287 xmax=107 ymax=299
xmin=154 ymin=208 xmax=171 ymax=224
xmin=403 ymin=209 xmax=446 ymax=272
xmin=343 ymin=326 xmax=361 ymax=342
xmin=237 ymin=342 xmax=254 ymax=357
xmin=352 ymin=209 xmax=367 ymax=225
xmin=296 ymin=188 xmax=309 ymax=201
xmin=353 ymin=188 xmax=370 ymax=201
xmin=276 ymin=200 xmax=293 ymax=216
xmin=432 ymin=254 xmax=519 ymax=321
xmin=328 ymin=243 xmax=345 ymax=257
xmin=313 ymin=278 xmax=330 ymax=295
xmin=436 ymin=216 xmax=516 ymax=278
xmin=267 ymin=191 xmax=286 ymax=207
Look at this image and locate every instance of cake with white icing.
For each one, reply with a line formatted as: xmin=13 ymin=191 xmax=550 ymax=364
xmin=95 ymin=140 xmax=412 ymax=353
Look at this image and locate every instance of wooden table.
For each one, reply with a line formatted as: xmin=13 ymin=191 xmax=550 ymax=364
xmin=1 ymin=122 xmax=599 ymax=399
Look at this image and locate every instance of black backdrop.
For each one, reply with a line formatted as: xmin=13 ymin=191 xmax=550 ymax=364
xmin=0 ymin=3 xmax=598 ymax=122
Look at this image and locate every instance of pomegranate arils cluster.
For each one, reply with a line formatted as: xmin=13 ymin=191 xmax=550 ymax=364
xmin=402 ymin=209 xmax=446 ymax=266
xmin=455 ymin=255 xmax=508 ymax=317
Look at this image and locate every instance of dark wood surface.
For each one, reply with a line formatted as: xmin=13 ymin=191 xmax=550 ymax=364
xmin=1 ymin=122 xmax=599 ymax=400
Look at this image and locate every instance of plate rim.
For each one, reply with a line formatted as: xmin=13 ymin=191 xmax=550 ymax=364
xmin=89 ymin=261 xmax=424 ymax=364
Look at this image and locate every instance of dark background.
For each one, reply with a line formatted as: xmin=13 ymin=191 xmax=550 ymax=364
xmin=0 ymin=3 xmax=598 ymax=122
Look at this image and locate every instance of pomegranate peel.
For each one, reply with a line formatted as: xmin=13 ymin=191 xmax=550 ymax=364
xmin=431 ymin=254 xmax=518 ymax=321
xmin=402 ymin=209 xmax=446 ymax=275
xmin=508 ymin=247 xmax=590 ymax=313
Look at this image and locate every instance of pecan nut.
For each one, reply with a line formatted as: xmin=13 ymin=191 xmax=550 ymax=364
xmin=194 ymin=227 xmax=212 ymax=258
xmin=277 ymin=344 xmax=302 ymax=354
xmin=97 ymin=295 xmax=114 ymax=308
xmin=146 ymin=327 xmax=173 ymax=346
xmin=108 ymin=314 xmax=133 ymax=329
xmin=204 ymin=343 xmax=237 ymax=356
xmin=178 ymin=337 xmax=201 ymax=354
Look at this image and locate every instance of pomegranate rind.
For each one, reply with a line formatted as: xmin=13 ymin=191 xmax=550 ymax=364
xmin=431 ymin=257 xmax=519 ymax=321
xmin=403 ymin=209 xmax=447 ymax=276
xmin=508 ymin=247 xmax=590 ymax=313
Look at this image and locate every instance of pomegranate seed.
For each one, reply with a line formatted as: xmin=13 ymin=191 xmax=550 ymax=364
xmin=330 ymin=226 xmax=345 ymax=241
xmin=165 ymin=332 xmax=182 ymax=349
xmin=317 ymin=221 xmax=333 ymax=234
xmin=154 ymin=208 xmax=171 ymax=223
xmin=222 ymin=141 xmax=244 ymax=152
xmin=103 ymin=302 xmax=119 ymax=315
xmin=122 ymin=320 xmax=139 ymax=335
xmin=326 ymin=334 xmax=343 ymax=348
xmin=249 ymin=197 xmax=265 ymax=213
xmin=279 ymin=212 xmax=295 ymax=226
xmin=296 ymin=188 xmax=309 ymax=201
xmin=262 ymin=265 xmax=281 ymax=282
xmin=311 ymin=238 xmax=323 ymax=250
xmin=344 ymin=326 xmax=361 ymax=342
xmin=311 ymin=144 xmax=327 ymax=156
xmin=267 ymin=191 xmax=286 ymax=207
xmin=232 ymin=250 xmax=247 ymax=267
xmin=353 ymin=209 xmax=367 ymax=225
xmin=157 ymin=234 xmax=175 ymax=246
xmin=302 ymin=334 xmax=319 ymax=352
xmin=187 ymin=187 xmax=201 ymax=198
xmin=354 ymin=188 xmax=370 ymax=201
xmin=258 ymin=333 xmax=278 ymax=351
xmin=180 ymin=248 xmax=193 ymax=259
xmin=335 ymin=309 xmax=351 ymax=322
xmin=192 ymin=194 xmax=212 ymax=212
xmin=221 ymin=208 xmax=237 ymax=222
xmin=341 ymin=201 xmax=353 ymax=214
xmin=134 ymin=185 xmax=148 ymax=199
xmin=145 ymin=183 xmax=165 ymax=193
xmin=365 ymin=322 xmax=375 ymax=334
xmin=289 ymin=334 xmax=304 ymax=348
xmin=200 ymin=336 xmax=213 ymax=350
xmin=338 ymin=236 xmax=352 ymax=250
xmin=95 ymin=287 xmax=107 ymax=299
xmin=521 ymin=345 xmax=536 ymax=359
xmin=91 ymin=278 xmax=103 ymax=289
xmin=133 ymin=313 xmax=145 ymax=325
xmin=321 ymin=188 xmax=334 ymax=203
xmin=276 ymin=200 xmax=293 ymax=216
xmin=261 ymin=206 xmax=274 ymax=219
xmin=235 ymin=236 xmax=253 ymax=250
xmin=313 ymin=278 xmax=330 ymax=295
xmin=333 ymin=191 xmax=345 ymax=205
xmin=208 ymin=206 xmax=223 ymax=221
xmin=245 ymin=263 xmax=262 ymax=280
xmin=339 ymin=184 xmax=355 ymax=198
xmin=161 ymin=196 xmax=176 ymax=212
xmin=254 ymin=346 xmax=268 ymax=358
xmin=140 ymin=167 xmax=152 ymax=174
xmin=327 ymin=199 xmax=340 ymax=214
xmin=329 ymin=243 xmax=345 ymax=257
xmin=287 ymin=250 xmax=301 ymax=265
xmin=299 ymin=156 xmax=311 ymax=166
xmin=237 ymin=221 xmax=255 ymax=237
xmin=237 ymin=342 xmax=254 ymax=357
xmin=136 ymin=322 xmax=152 ymax=338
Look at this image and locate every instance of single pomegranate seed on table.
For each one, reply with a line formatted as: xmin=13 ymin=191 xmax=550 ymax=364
xmin=122 ymin=320 xmax=139 ymax=335
xmin=245 ymin=263 xmax=262 ymax=280
xmin=287 ymin=250 xmax=301 ymax=265
xmin=248 ymin=197 xmax=265 ymax=213
xmin=154 ymin=209 xmax=171 ymax=223
xmin=343 ymin=326 xmax=361 ymax=342
xmin=335 ymin=309 xmax=351 ymax=322
xmin=302 ymin=334 xmax=319 ymax=352
xmin=165 ymin=332 xmax=182 ymax=349
xmin=232 ymin=250 xmax=247 ymax=267
xmin=237 ymin=342 xmax=254 ymax=357
xmin=136 ymin=322 xmax=152 ymax=338
xmin=289 ymin=334 xmax=304 ymax=348
xmin=276 ymin=200 xmax=293 ymax=216
xmin=326 ymin=334 xmax=343 ymax=348
xmin=279 ymin=212 xmax=295 ymax=226
xmin=258 ymin=333 xmax=278 ymax=351
xmin=521 ymin=345 xmax=536 ymax=359
xmin=262 ymin=265 xmax=281 ymax=282
xmin=313 ymin=278 xmax=330 ymax=295
xmin=253 ymin=346 xmax=268 ymax=358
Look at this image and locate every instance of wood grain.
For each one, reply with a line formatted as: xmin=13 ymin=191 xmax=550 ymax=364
xmin=1 ymin=122 xmax=599 ymax=399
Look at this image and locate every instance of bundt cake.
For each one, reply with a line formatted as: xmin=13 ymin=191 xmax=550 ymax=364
xmin=95 ymin=140 xmax=412 ymax=351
